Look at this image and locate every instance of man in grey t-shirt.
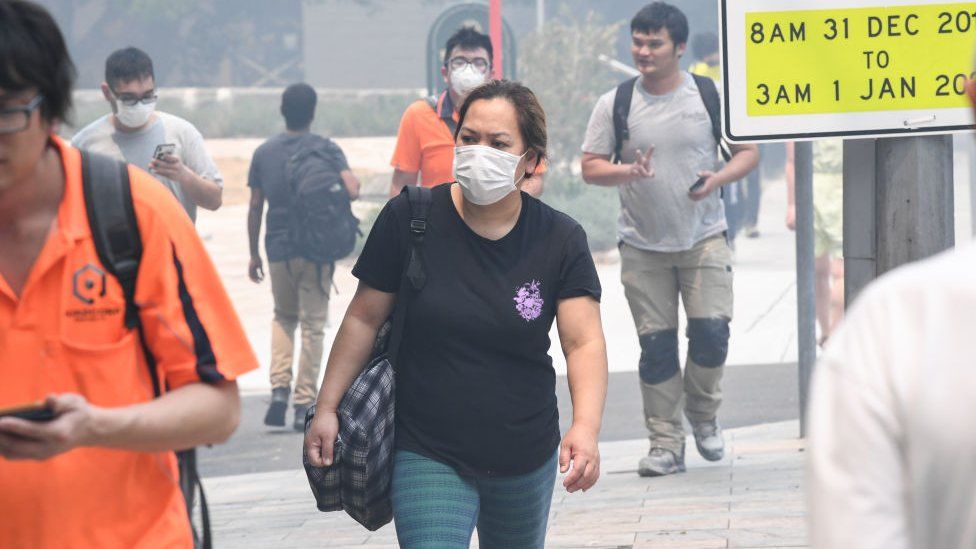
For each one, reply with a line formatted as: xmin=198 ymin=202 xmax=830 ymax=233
xmin=71 ymin=47 xmax=222 ymax=222
xmin=581 ymin=2 xmax=758 ymax=477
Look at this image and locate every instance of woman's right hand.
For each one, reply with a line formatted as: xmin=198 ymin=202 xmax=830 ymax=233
xmin=304 ymin=409 xmax=339 ymax=467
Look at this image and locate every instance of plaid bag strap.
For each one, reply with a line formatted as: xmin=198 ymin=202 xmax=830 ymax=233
xmin=386 ymin=185 xmax=431 ymax=364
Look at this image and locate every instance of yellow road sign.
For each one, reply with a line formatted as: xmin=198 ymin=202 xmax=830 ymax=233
xmin=722 ymin=0 xmax=976 ymax=141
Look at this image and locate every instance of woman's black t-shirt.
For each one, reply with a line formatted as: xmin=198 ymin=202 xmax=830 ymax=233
xmin=352 ymin=183 xmax=602 ymax=476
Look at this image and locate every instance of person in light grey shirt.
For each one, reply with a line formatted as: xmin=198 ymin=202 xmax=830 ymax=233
xmin=582 ymin=72 xmax=726 ymax=252
xmin=581 ymin=2 xmax=758 ymax=478
xmin=71 ymin=47 xmax=222 ymax=222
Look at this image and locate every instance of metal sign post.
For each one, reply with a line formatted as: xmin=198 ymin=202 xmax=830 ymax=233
xmin=794 ymin=142 xmax=816 ymax=436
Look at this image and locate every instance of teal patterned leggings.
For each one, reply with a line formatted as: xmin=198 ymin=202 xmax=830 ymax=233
xmin=391 ymin=450 xmax=558 ymax=549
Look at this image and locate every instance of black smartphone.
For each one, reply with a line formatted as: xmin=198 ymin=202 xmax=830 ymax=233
xmin=689 ymin=176 xmax=708 ymax=193
xmin=153 ymin=143 xmax=176 ymax=161
xmin=0 ymin=402 xmax=56 ymax=422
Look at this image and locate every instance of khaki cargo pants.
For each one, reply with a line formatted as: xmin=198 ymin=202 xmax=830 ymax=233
xmin=269 ymin=258 xmax=333 ymax=406
xmin=620 ymin=234 xmax=734 ymax=455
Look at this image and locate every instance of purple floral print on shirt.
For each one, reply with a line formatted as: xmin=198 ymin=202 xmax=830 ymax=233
xmin=514 ymin=280 xmax=544 ymax=321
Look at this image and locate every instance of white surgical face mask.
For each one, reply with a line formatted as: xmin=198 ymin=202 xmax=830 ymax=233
xmin=450 ymin=65 xmax=487 ymax=98
xmin=453 ymin=145 xmax=526 ymax=206
xmin=114 ymin=100 xmax=155 ymax=128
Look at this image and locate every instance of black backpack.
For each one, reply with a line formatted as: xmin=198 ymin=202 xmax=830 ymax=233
xmin=285 ymin=137 xmax=359 ymax=271
xmin=611 ymin=72 xmax=732 ymax=165
xmin=80 ymin=151 xmax=211 ymax=549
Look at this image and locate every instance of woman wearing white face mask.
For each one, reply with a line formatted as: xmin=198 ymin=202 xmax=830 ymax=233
xmin=306 ymin=80 xmax=609 ymax=548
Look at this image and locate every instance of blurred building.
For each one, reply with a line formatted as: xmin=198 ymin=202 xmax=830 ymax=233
xmin=42 ymin=0 xmax=718 ymax=90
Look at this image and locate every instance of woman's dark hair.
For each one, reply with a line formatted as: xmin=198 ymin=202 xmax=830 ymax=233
xmin=281 ymin=83 xmax=317 ymax=130
xmin=0 ymin=0 xmax=76 ymax=123
xmin=631 ymin=2 xmax=689 ymax=46
xmin=443 ymin=26 xmax=494 ymax=66
xmin=105 ymin=47 xmax=155 ymax=90
xmin=455 ymin=80 xmax=547 ymax=167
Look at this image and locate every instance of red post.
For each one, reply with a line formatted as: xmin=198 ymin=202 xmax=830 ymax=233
xmin=489 ymin=0 xmax=503 ymax=79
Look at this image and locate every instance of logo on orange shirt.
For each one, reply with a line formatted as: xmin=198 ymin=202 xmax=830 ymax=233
xmin=72 ymin=263 xmax=106 ymax=305
xmin=66 ymin=264 xmax=122 ymax=323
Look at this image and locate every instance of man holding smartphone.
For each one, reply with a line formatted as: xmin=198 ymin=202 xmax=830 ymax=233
xmin=71 ymin=47 xmax=223 ymax=222
xmin=0 ymin=3 xmax=257 ymax=547
xmin=580 ymin=3 xmax=758 ymax=477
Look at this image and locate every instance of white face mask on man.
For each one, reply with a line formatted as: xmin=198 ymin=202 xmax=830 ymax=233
xmin=453 ymin=145 xmax=527 ymax=206
xmin=114 ymin=100 xmax=155 ymax=128
xmin=450 ymin=65 xmax=487 ymax=98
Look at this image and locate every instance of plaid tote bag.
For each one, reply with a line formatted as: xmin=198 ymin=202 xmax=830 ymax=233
xmin=303 ymin=185 xmax=430 ymax=531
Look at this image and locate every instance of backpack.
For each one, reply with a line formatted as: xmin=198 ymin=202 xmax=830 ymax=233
xmin=611 ymin=73 xmax=732 ymax=165
xmin=80 ymin=150 xmax=211 ymax=549
xmin=285 ymin=137 xmax=359 ymax=273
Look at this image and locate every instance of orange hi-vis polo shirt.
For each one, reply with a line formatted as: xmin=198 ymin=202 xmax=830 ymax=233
xmin=0 ymin=136 xmax=258 ymax=549
xmin=391 ymin=92 xmax=546 ymax=188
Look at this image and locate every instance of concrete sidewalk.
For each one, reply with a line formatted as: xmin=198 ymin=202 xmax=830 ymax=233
xmin=205 ymin=420 xmax=807 ymax=548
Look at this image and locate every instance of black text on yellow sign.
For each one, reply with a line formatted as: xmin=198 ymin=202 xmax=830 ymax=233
xmin=746 ymin=3 xmax=976 ymax=116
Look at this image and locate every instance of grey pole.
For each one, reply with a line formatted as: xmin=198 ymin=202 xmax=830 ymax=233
xmin=845 ymin=135 xmax=955 ymax=304
xmin=875 ymin=136 xmax=954 ymax=272
xmin=794 ymin=141 xmax=816 ymax=437
xmin=844 ymin=139 xmax=878 ymax=305
xmin=536 ymin=0 xmax=545 ymax=33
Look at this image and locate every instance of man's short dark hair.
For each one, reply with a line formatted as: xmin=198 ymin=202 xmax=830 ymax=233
xmin=0 ymin=0 xmax=76 ymax=123
xmin=692 ymin=32 xmax=719 ymax=61
xmin=105 ymin=47 xmax=154 ymax=90
xmin=631 ymin=2 xmax=690 ymax=46
xmin=281 ymin=83 xmax=317 ymax=130
xmin=443 ymin=26 xmax=494 ymax=66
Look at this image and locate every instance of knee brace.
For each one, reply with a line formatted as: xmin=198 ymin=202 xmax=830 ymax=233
xmin=638 ymin=329 xmax=680 ymax=384
xmin=687 ymin=318 xmax=730 ymax=368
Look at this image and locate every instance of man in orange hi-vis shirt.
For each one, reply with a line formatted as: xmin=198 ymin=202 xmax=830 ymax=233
xmin=0 ymin=2 xmax=258 ymax=548
xmin=389 ymin=26 xmax=545 ymax=198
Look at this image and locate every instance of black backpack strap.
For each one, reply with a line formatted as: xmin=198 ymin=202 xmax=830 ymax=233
xmin=611 ymin=77 xmax=639 ymax=165
xmin=403 ymin=185 xmax=431 ymax=292
xmin=691 ymin=73 xmax=733 ymax=162
xmin=81 ymin=151 xmax=163 ymax=397
xmin=385 ymin=185 xmax=431 ymax=364
xmin=178 ymin=448 xmax=211 ymax=549
xmin=81 ymin=151 xmax=142 ymax=331
xmin=427 ymin=92 xmax=458 ymax=137
xmin=81 ymin=151 xmax=210 ymax=549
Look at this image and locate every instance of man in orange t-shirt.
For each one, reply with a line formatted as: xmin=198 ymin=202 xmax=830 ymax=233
xmin=0 ymin=3 xmax=258 ymax=548
xmin=390 ymin=26 xmax=545 ymax=197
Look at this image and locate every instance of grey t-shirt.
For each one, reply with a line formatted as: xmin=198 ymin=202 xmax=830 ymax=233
xmin=581 ymin=72 xmax=726 ymax=252
xmin=71 ymin=111 xmax=223 ymax=222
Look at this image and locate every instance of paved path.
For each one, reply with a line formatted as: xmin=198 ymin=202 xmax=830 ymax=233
xmin=205 ymin=420 xmax=806 ymax=548
xmin=199 ymin=363 xmax=799 ymax=478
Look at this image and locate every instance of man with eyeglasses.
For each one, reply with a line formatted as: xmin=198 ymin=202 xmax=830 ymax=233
xmin=72 ymin=47 xmax=223 ymax=222
xmin=389 ymin=26 xmax=544 ymax=197
xmin=0 ymin=2 xmax=257 ymax=548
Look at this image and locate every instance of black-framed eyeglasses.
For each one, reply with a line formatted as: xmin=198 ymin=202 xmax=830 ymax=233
xmin=0 ymin=95 xmax=44 ymax=135
xmin=447 ymin=56 xmax=490 ymax=74
xmin=111 ymin=89 xmax=158 ymax=107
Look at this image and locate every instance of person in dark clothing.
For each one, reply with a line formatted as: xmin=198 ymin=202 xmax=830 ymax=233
xmin=305 ymin=80 xmax=608 ymax=548
xmin=247 ymin=83 xmax=361 ymax=431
